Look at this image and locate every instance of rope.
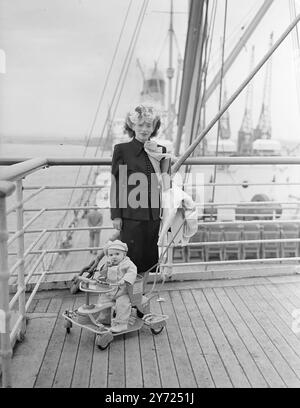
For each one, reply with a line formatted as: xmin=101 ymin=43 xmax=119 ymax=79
xmin=67 ymin=0 xmax=134 ymax=209
xmin=80 ymin=0 xmax=149 ymax=206
xmin=145 ymin=215 xmax=187 ymax=300
xmin=289 ymin=0 xmax=300 ymax=117
xmin=211 ymin=0 xmax=228 ymax=204
xmin=172 ymin=13 xmax=300 ymax=174
xmin=206 ymin=0 xmax=261 ymax=75
xmin=94 ymin=0 xmax=150 ymax=158
xmin=49 ymin=0 xmax=134 ymax=256
xmin=50 ymin=1 xmax=149 ymax=260
xmin=194 ymin=0 xmax=217 ymax=141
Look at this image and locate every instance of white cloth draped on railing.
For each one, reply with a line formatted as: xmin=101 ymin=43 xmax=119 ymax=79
xmin=158 ymin=183 xmax=198 ymax=247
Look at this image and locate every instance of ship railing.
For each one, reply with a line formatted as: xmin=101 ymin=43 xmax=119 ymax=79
xmin=1 ymin=156 xmax=300 ymax=387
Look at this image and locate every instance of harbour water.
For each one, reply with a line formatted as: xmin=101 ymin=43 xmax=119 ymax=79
xmin=1 ymin=142 xmax=102 ymax=272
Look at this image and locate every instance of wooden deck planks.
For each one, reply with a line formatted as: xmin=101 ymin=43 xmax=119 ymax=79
xmin=249 ymin=286 xmax=300 ymax=359
xmin=107 ymin=336 xmax=126 ymax=388
xmin=138 ymin=324 xmax=161 ymax=388
xmin=213 ymin=287 xmax=285 ymax=387
xmin=71 ymin=295 xmax=100 ymax=387
xmin=52 ymin=296 xmax=83 ymax=388
xmin=160 ymin=291 xmax=197 ymax=388
xmin=26 ymin=298 xmax=38 ymax=313
xmin=10 ymin=313 xmax=57 ymax=388
xmin=203 ymin=287 xmax=268 ymax=388
xmin=225 ymin=286 xmax=299 ymax=387
xmin=192 ymin=288 xmax=251 ymax=388
xmin=170 ymin=290 xmax=215 ymax=388
xmin=124 ymin=331 xmax=143 ymax=388
xmin=150 ymin=296 xmax=179 ymax=388
xmin=34 ymin=295 xmax=76 ymax=388
xmin=89 ymin=339 xmax=109 ymax=388
xmin=270 ymin=283 xmax=300 ymax=312
xmin=263 ymin=283 xmax=298 ymax=316
xmin=34 ymin=298 xmax=51 ymax=313
xmin=285 ymin=283 xmax=300 ymax=304
xmin=47 ymin=297 xmax=63 ymax=313
xmin=7 ymin=275 xmax=300 ymax=388
xmin=181 ymin=290 xmax=232 ymax=388
xmin=236 ymin=286 xmax=300 ymax=383
xmin=71 ymin=328 xmax=95 ymax=388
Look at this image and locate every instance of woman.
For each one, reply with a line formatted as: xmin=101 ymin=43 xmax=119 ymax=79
xmin=110 ymin=105 xmax=170 ymax=287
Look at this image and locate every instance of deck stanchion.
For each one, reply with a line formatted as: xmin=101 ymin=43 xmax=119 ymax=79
xmin=16 ymin=179 xmax=26 ymax=339
xmin=0 ymin=181 xmax=16 ymax=388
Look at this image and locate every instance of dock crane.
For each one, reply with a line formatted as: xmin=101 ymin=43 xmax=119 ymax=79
xmin=237 ymin=45 xmax=255 ymax=155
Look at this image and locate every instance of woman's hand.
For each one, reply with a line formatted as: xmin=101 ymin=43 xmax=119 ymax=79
xmin=112 ymin=218 xmax=122 ymax=231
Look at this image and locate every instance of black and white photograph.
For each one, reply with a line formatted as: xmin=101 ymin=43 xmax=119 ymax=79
xmin=1 ymin=0 xmax=300 ymax=392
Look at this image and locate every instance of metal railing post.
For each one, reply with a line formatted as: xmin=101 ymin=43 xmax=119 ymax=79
xmin=0 ymin=181 xmax=16 ymax=388
xmin=16 ymin=179 xmax=26 ymax=339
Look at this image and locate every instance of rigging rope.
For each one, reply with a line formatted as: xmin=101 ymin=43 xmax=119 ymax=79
xmin=68 ymin=0 xmax=149 ymax=219
xmin=48 ymin=0 xmax=145 ymax=264
xmin=206 ymin=0 xmax=261 ymax=76
xmin=66 ymin=0 xmax=134 ymax=209
xmin=196 ymin=0 xmax=217 ymax=138
xmin=172 ymin=13 xmax=300 ymax=174
xmin=289 ymin=0 xmax=300 ymax=117
xmin=211 ymin=0 xmax=228 ymax=203
xmin=80 ymin=0 xmax=149 ymax=200
xmin=94 ymin=0 xmax=149 ymax=158
xmin=73 ymin=0 xmax=148 ymax=201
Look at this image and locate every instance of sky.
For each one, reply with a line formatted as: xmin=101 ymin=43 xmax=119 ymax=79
xmin=0 ymin=0 xmax=188 ymax=141
xmin=0 ymin=0 xmax=300 ymax=143
xmin=206 ymin=0 xmax=300 ymax=142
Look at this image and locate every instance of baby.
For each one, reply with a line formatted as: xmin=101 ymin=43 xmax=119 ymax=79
xmin=97 ymin=240 xmax=137 ymax=333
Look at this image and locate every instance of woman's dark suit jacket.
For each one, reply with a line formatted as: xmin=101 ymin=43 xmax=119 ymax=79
xmin=110 ymin=138 xmax=168 ymax=221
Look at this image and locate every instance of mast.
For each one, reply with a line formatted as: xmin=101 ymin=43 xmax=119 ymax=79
xmin=175 ymin=0 xmax=274 ymax=155
xmin=166 ymin=0 xmax=175 ymax=141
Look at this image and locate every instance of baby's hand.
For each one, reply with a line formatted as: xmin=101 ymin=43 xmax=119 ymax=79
xmin=118 ymin=279 xmax=125 ymax=285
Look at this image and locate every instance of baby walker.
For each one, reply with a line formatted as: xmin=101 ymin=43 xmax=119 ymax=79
xmin=62 ymin=260 xmax=168 ymax=350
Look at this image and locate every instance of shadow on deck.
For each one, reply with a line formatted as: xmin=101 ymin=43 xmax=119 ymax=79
xmin=4 ymin=275 xmax=300 ymax=388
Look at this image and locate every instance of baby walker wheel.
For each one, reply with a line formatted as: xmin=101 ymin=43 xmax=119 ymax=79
xmin=96 ymin=332 xmax=114 ymax=350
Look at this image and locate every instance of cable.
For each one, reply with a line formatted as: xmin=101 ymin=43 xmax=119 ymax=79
xmin=211 ymin=0 xmax=228 ymax=203
xmin=73 ymin=0 xmax=149 ymax=210
xmin=66 ymin=0 xmax=134 ymax=209
xmin=94 ymin=0 xmax=149 ymax=158
xmin=206 ymin=0 xmax=261 ymax=76
xmin=48 ymin=0 xmax=135 ymax=264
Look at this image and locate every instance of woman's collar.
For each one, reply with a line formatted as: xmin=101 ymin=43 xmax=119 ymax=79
xmin=131 ymin=137 xmax=145 ymax=156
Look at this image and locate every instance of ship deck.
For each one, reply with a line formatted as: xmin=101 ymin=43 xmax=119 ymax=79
xmin=4 ymin=274 xmax=300 ymax=388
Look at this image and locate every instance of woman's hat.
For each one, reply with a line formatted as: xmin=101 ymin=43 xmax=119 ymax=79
xmin=104 ymin=239 xmax=128 ymax=254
